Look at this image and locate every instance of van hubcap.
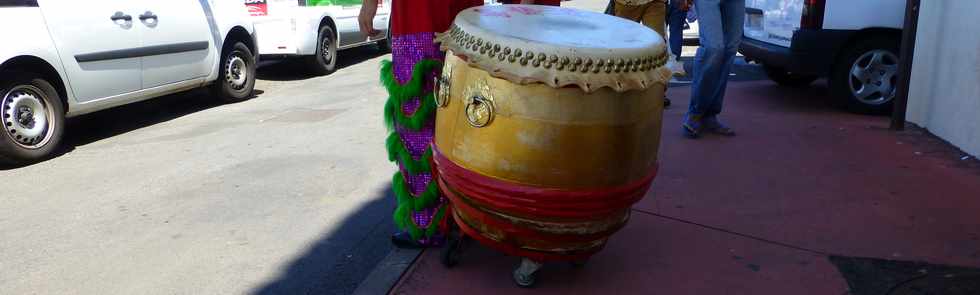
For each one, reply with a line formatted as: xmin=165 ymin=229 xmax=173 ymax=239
xmin=226 ymin=54 xmax=248 ymax=90
xmin=2 ymin=85 xmax=53 ymax=149
xmin=848 ymin=49 xmax=899 ymax=105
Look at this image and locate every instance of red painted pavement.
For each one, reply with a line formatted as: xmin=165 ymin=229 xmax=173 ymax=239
xmin=391 ymin=81 xmax=980 ymax=294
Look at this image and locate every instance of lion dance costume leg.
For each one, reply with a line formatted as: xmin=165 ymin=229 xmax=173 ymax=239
xmin=382 ymin=0 xmax=482 ymax=247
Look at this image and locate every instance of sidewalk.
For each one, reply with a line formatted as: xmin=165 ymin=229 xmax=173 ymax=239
xmin=389 ymin=81 xmax=980 ymax=294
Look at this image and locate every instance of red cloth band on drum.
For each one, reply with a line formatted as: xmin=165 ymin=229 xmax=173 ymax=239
xmin=432 ymin=145 xmax=658 ymax=219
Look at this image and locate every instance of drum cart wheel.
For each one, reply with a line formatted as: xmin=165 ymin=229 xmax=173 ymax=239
xmin=440 ymin=217 xmax=469 ymax=268
xmin=513 ymin=258 xmax=543 ymax=288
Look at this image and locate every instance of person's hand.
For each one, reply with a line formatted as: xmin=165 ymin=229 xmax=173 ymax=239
xmin=358 ymin=0 xmax=380 ymax=37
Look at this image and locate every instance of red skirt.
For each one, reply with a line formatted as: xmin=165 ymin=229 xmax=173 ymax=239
xmin=391 ymin=0 xmax=484 ymax=36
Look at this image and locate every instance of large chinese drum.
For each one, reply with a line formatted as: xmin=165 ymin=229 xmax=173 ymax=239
xmin=433 ymin=5 xmax=672 ymax=265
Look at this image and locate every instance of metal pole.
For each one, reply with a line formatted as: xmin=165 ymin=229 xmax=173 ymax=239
xmin=891 ymin=0 xmax=920 ymax=131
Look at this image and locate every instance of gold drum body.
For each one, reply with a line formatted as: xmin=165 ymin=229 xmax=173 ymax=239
xmin=433 ymin=53 xmax=665 ymax=260
xmin=435 ymin=53 xmax=664 ymax=189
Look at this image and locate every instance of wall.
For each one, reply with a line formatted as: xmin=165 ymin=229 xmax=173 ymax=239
xmin=907 ymin=0 xmax=980 ymax=156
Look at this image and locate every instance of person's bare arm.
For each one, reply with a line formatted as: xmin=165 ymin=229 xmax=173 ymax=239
xmin=359 ymin=0 xmax=380 ymax=37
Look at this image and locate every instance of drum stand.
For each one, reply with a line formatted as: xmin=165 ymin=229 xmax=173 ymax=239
xmin=439 ymin=213 xmax=589 ymax=288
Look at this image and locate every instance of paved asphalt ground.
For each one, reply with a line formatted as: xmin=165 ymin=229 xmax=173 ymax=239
xmin=0 ymin=1 xmax=769 ymax=294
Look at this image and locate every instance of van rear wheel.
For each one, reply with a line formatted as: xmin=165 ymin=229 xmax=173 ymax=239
xmin=307 ymin=26 xmax=338 ymax=75
xmin=0 ymin=72 xmax=65 ymax=165
xmin=830 ymin=37 xmax=900 ymax=114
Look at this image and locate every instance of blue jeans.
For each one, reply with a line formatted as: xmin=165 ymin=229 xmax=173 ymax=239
xmin=667 ymin=0 xmax=686 ymax=58
xmin=688 ymin=0 xmax=745 ymax=117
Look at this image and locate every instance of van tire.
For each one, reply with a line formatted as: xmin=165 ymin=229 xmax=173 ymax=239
xmin=377 ymin=25 xmax=392 ymax=53
xmin=307 ymin=26 xmax=338 ymax=75
xmin=0 ymin=72 xmax=66 ymax=165
xmin=214 ymin=42 xmax=256 ymax=103
xmin=830 ymin=37 xmax=900 ymax=114
xmin=763 ymin=65 xmax=818 ymax=87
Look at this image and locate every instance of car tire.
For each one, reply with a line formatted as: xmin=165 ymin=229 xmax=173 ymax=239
xmin=0 ymin=72 xmax=66 ymax=165
xmin=307 ymin=25 xmax=338 ymax=75
xmin=213 ymin=41 xmax=256 ymax=103
xmin=830 ymin=37 xmax=900 ymax=114
xmin=763 ymin=65 xmax=818 ymax=87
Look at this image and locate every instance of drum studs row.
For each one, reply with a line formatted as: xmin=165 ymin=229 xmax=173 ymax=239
xmin=443 ymin=25 xmax=668 ymax=74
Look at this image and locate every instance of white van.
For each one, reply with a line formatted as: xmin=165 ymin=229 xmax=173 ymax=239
xmin=0 ymin=0 xmax=257 ymax=164
xmin=738 ymin=0 xmax=905 ymax=113
xmin=245 ymin=0 xmax=391 ymax=75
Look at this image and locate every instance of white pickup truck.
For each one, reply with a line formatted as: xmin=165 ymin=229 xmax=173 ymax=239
xmin=738 ymin=0 xmax=906 ymax=114
xmin=245 ymin=0 xmax=391 ymax=75
xmin=0 ymin=0 xmax=257 ymax=164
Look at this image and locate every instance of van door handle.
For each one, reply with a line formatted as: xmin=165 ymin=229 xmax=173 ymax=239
xmin=139 ymin=11 xmax=158 ymax=21
xmin=110 ymin=12 xmax=132 ymax=22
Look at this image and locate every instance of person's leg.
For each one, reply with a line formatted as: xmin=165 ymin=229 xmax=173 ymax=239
xmin=614 ymin=2 xmax=645 ymax=23
xmin=706 ymin=0 xmax=744 ymax=117
xmin=700 ymin=0 xmax=743 ymax=136
xmin=685 ymin=0 xmax=725 ymax=137
xmin=638 ymin=2 xmax=670 ymax=108
xmin=667 ymin=0 xmax=685 ymax=58
xmin=641 ymin=1 xmax=667 ymax=38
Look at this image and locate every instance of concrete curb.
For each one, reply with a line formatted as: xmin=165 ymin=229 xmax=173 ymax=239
xmin=352 ymin=248 xmax=422 ymax=295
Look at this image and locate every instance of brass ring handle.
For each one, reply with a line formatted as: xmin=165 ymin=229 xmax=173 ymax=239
xmin=465 ymin=94 xmax=494 ymax=128
xmin=433 ymin=67 xmax=452 ymax=108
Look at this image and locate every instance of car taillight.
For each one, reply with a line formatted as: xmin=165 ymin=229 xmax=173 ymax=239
xmin=801 ymin=0 xmax=826 ymax=29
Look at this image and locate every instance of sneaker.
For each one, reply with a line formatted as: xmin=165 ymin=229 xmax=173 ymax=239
xmin=682 ymin=113 xmax=703 ymax=138
xmin=664 ymin=97 xmax=672 ymax=108
xmin=703 ymin=116 xmax=735 ymax=136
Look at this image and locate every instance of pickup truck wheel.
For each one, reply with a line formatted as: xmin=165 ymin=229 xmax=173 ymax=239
xmin=763 ymin=65 xmax=818 ymax=87
xmin=0 ymin=72 xmax=65 ymax=165
xmin=214 ymin=42 xmax=256 ymax=103
xmin=831 ymin=37 xmax=900 ymax=114
xmin=307 ymin=26 xmax=338 ymax=75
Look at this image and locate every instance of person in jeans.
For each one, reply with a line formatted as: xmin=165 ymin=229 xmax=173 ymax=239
xmin=683 ymin=0 xmax=743 ymax=138
xmin=666 ymin=0 xmax=690 ymax=59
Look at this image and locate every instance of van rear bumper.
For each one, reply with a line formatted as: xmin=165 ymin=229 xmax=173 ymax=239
xmin=739 ymin=29 xmax=855 ymax=76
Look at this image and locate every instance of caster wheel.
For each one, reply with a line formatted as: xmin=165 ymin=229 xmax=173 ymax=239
xmin=513 ymin=268 xmax=537 ymax=288
xmin=513 ymin=258 xmax=542 ymax=288
xmin=441 ymin=235 xmax=463 ymax=268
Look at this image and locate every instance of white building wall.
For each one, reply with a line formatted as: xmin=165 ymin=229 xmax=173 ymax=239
xmin=907 ymin=0 xmax=980 ymax=156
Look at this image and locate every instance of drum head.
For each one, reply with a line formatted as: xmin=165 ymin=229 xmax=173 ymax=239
xmin=437 ymin=5 xmax=673 ymax=92
xmin=465 ymin=5 xmax=661 ymax=51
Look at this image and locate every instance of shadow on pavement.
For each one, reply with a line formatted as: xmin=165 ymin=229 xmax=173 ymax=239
xmin=0 ymin=88 xmax=265 ymax=170
xmin=257 ymin=46 xmax=388 ymax=82
xmin=667 ymin=56 xmax=845 ymax=114
xmin=830 ymin=256 xmax=980 ymax=295
xmin=64 ymin=89 xmax=264 ymax=148
xmin=671 ymin=56 xmax=770 ymax=85
xmin=252 ymin=184 xmax=399 ymax=295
